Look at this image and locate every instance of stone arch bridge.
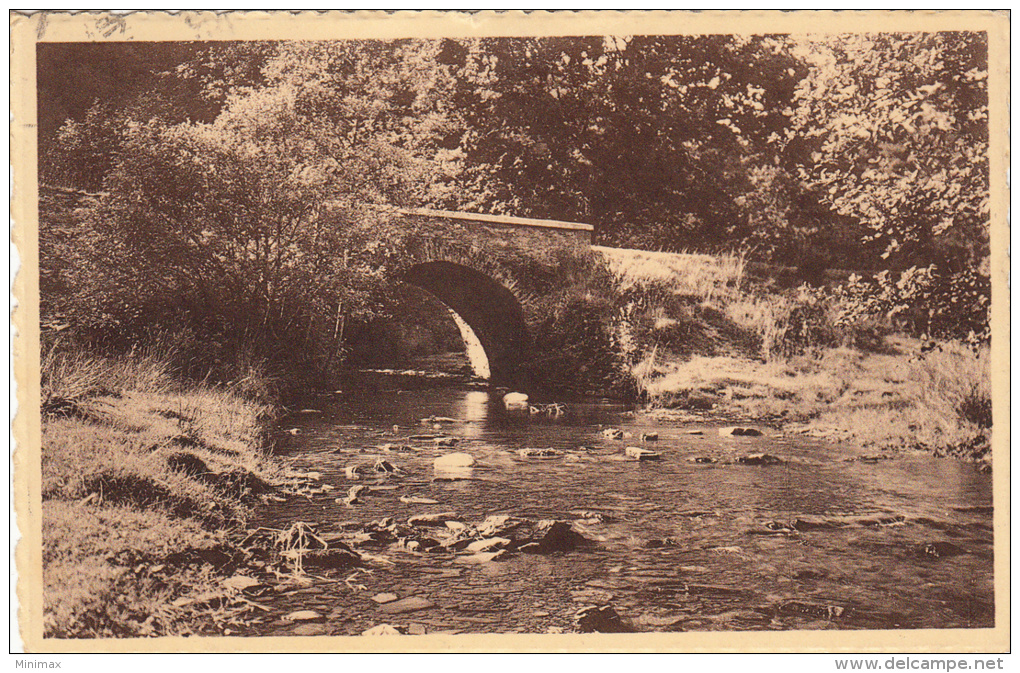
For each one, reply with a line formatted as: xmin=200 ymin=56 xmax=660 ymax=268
xmin=36 ymin=185 xmax=599 ymax=389
xmin=376 ymin=206 xmax=594 ymax=388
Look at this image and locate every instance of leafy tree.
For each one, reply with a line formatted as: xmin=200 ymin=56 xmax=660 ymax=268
xmin=786 ymin=32 xmax=990 ymax=340
xmin=43 ymin=36 xmax=815 ymax=259
xmin=38 ymin=41 xmax=273 ymax=189
xmin=446 ymin=35 xmax=807 ymax=253
xmin=55 ymin=40 xmax=465 ymax=374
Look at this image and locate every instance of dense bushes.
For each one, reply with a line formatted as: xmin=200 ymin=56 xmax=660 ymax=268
xmin=518 ymin=249 xmax=636 ymax=398
xmin=834 ymin=266 xmax=991 ymax=345
xmin=40 ymin=41 xmax=464 ymax=390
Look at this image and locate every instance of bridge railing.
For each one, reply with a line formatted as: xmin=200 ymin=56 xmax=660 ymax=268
xmin=369 ymin=204 xmax=595 ymax=236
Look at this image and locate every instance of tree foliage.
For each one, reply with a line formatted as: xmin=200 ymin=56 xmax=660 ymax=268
xmin=38 ymin=31 xmax=993 ymax=377
xmin=443 ymin=35 xmax=808 ymax=253
xmin=49 ymin=41 xmax=465 ymax=374
xmin=786 ymin=32 xmax=990 ymax=340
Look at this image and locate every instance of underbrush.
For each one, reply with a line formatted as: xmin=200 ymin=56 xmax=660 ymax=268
xmin=603 ymin=246 xmax=889 ymax=371
xmin=42 ymin=329 xmax=284 ymax=406
xmin=41 ymin=344 xmax=173 ymax=407
xmin=521 ymin=249 xmax=637 ymax=398
xmin=567 ymin=248 xmax=992 ymax=466
xmin=721 ymin=286 xmax=889 ymax=360
xmin=40 ymin=343 xmax=283 ymax=637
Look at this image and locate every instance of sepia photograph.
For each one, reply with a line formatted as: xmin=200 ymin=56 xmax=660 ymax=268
xmin=11 ymin=10 xmax=1009 ymax=654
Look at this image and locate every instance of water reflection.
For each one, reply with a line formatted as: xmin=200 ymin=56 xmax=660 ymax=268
xmin=455 ymin=390 xmax=491 ymax=439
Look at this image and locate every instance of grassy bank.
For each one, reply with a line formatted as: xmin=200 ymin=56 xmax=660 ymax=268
xmin=41 ymin=346 xmax=285 ymax=637
xmin=638 ymin=340 xmax=991 ymax=466
xmin=603 ymin=247 xmax=992 ymax=468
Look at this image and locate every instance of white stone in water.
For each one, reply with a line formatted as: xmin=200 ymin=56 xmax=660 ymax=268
xmin=433 ymin=452 xmax=475 ymax=469
xmin=363 ymin=623 xmax=403 ymax=636
xmin=408 ymin=511 xmax=460 ymax=526
xmin=625 ymin=446 xmax=661 ymax=461
xmin=503 ymin=392 xmax=529 ymax=410
xmin=285 ymin=610 xmax=323 ymax=622
xmin=466 ymin=537 xmax=510 ymax=553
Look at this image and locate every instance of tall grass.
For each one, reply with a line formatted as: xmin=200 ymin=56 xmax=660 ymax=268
xmin=908 ymin=343 xmax=992 ymax=457
xmin=724 ymin=285 xmax=890 ymax=361
xmin=723 ymin=295 xmax=793 ymax=361
xmin=219 ymin=352 xmax=282 ymax=403
xmin=39 ymin=335 xmax=283 ymax=636
xmin=796 ymin=342 xmax=992 ymax=461
xmin=41 ymin=342 xmax=174 ymax=407
xmin=42 ymin=329 xmax=283 ymax=407
xmin=913 ymin=343 xmax=992 ymax=428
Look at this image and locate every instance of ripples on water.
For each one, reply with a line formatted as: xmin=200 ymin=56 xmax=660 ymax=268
xmin=254 ymin=382 xmax=994 ymax=636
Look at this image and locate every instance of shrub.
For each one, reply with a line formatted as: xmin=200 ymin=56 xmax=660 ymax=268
xmin=522 ymin=250 xmax=636 ymax=398
xmin=833 ymin=266 xmax=990 ymax=345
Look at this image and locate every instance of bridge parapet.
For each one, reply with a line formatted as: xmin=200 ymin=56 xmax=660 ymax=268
xmin=372 ymin=205 xmax=594 ymax=248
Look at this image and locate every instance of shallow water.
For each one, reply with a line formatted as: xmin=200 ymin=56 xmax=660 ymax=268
xmin=251 ymin=381 xmax=994 ymax=636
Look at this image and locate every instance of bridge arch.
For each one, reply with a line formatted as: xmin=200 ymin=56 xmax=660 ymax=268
xmin=403 ymin=261 xmax=531 ymax=388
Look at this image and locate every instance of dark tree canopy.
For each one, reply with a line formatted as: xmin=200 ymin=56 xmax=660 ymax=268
xmin=38 ymin=33 xmax=991 ymax=352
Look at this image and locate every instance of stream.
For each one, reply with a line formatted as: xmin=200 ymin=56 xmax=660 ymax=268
xmin=249 ymin=378 xmax=994 ymax=636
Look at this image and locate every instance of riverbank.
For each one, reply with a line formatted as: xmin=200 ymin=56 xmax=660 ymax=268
xmin=637 ymin=337 xmax=991 ymax=469
xmin=602 ymin=247 xmax=992 ymax=469
xmin=37 ymin=287 xmax=990 ymax=637
xmin=40 ymin=349 xmax=287 ymax=637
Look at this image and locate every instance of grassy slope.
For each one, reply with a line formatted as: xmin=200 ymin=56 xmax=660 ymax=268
xmin=599 ymin=247 xmax=992 ymax=467
xmin=41 ymin=349 xmax=283 ymax=637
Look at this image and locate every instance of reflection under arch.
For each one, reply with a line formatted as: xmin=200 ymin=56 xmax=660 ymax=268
xmin=448 ymin=309 xmax=490 ymax=380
